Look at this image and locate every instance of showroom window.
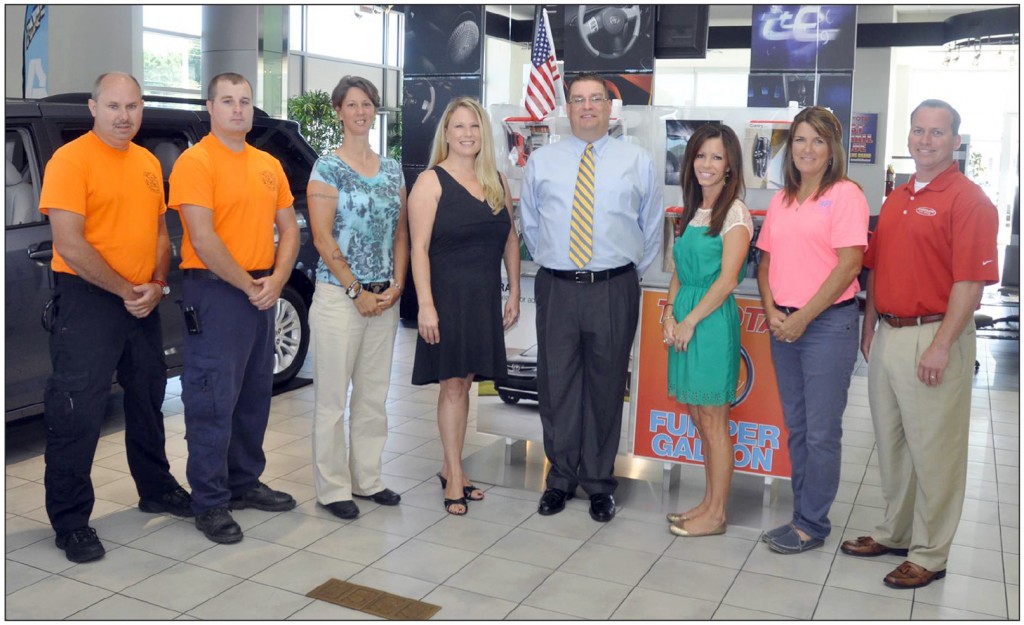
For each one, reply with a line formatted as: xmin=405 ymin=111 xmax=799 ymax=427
xmin=142 ymin=5 xmax=202 ymax=97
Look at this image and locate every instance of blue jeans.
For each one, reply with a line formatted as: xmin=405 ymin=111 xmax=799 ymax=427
xmin=769 ymin=302 xmax=859 ymax=540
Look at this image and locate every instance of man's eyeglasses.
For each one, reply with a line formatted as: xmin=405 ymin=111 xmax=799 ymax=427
xmin=568 ymin=95 xmax=609 ymax=106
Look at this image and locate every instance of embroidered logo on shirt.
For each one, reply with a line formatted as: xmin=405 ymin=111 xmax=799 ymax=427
xmin=261 ymin=170 xmax=276 ymax=190
xmin=915 ymin=207 xmax=937 ymax=217
xmin=818 ymin=199 xmax=833 ymax=209
xmin=144 ymin=172 xmax=161 ymax=195
xmin=983 ymin=260 xmax=995 ymax=266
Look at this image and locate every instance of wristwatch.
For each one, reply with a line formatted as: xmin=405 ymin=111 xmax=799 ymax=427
xmin=345 ymin=279 xmax=362 ymax=300
xmin=151 ymin=279 xmax=170 ymax=296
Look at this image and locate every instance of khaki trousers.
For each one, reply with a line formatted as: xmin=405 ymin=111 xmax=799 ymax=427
xmin=310 ymin=282 xmax=398 ymax=503
xmin=868 ymin=320 xmax=975 ymax=571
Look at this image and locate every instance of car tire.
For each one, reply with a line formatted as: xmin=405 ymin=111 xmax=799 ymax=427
xmin=498 ymin=391 xmax=520 ymax=405
xmin=272 ymin=284 xmax=310 ymax=389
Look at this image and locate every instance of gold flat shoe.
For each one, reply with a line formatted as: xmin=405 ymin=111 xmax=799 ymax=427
xmin=669 ymin=519 xmax=726 ymax=537
xmin=666 ymin=512 xmax=689 ymax=523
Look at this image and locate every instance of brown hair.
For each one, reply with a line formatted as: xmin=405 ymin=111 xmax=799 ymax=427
xmin=679 ymin=124 xmax=745 ymax=238
xmin=331 ymin=75 xmax=381 ymax=110
xmin=782 ymin=106 xmax=858 ymax=203
xmin=207 ymin=72 xmax=252 ymax=102
xmin=568 ymin=72 xmax=609 ymax=99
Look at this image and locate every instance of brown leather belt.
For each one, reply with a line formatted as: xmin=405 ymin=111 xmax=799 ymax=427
xmin=881 ymin=313 xmax=945 ymax=328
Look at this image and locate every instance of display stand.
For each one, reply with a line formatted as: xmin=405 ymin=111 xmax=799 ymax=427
xmin=478 ymin=103 xmax=801 ymax=495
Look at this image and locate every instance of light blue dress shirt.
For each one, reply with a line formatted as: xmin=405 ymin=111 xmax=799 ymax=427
xmin=520 ymin=134 xmax=663 ymax=276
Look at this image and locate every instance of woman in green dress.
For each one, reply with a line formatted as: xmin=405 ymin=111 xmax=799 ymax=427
xmin=663 ymin=124 xmax=752 ymax=537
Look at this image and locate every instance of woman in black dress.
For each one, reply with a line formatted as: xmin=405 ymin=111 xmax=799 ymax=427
xmin=409 ymin=97 xmax=521 ymax=515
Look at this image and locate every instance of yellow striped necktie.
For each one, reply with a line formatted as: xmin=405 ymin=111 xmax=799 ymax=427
xmin=569 ymin=143 xmax=595 ymax=268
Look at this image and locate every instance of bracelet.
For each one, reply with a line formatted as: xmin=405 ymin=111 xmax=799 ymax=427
xmin=150 ymin=279 xmax=168 ymax=288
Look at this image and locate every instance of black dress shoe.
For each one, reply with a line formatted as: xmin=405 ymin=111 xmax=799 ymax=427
xmin=589 ymin=494 xmax=616 ymax=522
xmin=55 ymin=527 xmax=105 ymax=563
xmin=139 ymin=485 xmax=195 ymax=517
xmin=229 ymin=482 xmax=296 ymax=512
xmin=195 ymin=507 xmax=243 ymax=544
xmin=322 ymin=500 xmax=360 ymax=519
xmin=353 ymin=488 xmax=401 ymax=506
xmin=538 ymin=488 xmax=574 ymax=515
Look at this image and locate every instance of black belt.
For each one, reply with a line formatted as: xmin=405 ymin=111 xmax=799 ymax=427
xmin=361 ymin=281 xmax=391 ymax=294
xmin=777 ymin=298 xmax=856 ymax=315
xmin=54 ymin=272 xmax=104 ymax=293
xmin=183 ymin=268 xmax=272 ymax=281
xmin=544 ymin=263 xmax=634 ymax=284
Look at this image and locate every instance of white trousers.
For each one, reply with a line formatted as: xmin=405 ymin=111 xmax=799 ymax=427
xmin=309 ymin=281 xmax=398 ymax=503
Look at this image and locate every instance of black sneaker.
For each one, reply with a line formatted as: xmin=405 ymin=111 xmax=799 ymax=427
xmin=139 ymin=486 xmax=195 ymax=517
xmin=229 ymin=482 xmax=296 ymax=512
xmin=195 ymin=507 xmax=243 ymax=544
xmin=55 ymin=527 xmax=105 ymax=563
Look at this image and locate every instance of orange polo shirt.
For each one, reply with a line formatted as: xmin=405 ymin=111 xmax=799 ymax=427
xmin=39 ymin=131 xmax=166 ymax=284
xmin=168 ymin=133 xmax=293 ymax=271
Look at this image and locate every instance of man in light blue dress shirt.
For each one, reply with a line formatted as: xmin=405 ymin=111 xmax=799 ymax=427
xmin=520 ymin=73 xmax=663 ymax=523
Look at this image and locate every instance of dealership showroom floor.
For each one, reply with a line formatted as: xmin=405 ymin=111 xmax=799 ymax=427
xmin=5 ymin=317 xmax=1019 ymax=620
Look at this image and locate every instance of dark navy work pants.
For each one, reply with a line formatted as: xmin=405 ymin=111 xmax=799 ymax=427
xmin=181 ymin=277 xmax=274 ymax=514
xmin=44 ymin=275 xmax=178 ymax=535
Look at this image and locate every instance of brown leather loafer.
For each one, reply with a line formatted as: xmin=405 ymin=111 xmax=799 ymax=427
xmin=883 ymin=560 xmax=946 ymax=589
xmin=841 ymin=536 xmax=909 ymax=558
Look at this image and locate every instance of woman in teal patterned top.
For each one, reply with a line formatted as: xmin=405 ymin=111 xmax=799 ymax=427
xmin=663 ymin=124 xmax=752 ymax=538
xmin=307 ymin=76 xmax=408 ymax=520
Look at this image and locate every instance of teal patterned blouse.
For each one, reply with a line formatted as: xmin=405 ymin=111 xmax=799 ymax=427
xmin=310 ymin=154 xmax=403 ymax=286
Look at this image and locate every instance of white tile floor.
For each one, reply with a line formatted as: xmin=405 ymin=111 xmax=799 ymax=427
xmin=5 ymin=323 xmax=1019 ymax=620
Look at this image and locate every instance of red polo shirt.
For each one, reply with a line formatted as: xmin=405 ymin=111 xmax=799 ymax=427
xmin=864 ymin=163 xmax=998 ymax=317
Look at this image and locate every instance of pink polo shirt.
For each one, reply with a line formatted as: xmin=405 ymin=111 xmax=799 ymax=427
xmin=757 ymin=179 xmax=869 ymax=308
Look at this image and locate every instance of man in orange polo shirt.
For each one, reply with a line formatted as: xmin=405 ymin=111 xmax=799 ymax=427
xmin=39 ymin=72 xmax=193 ymax=564
xmin=842 ymin=100 xmax=999 ymax=589
xmin=169 ymin=72 xmax=300 ymax=544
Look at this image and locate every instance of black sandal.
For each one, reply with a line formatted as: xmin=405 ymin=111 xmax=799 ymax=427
xmin=436 ymin=472 xmax=485 ymax=501
xmin=444 ymin=496 xmax=468 ymax=516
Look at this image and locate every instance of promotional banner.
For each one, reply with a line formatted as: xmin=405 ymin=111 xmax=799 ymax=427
xmin=23 ymin=5 xmax=48 ymax=98
xmin=750 ymin=5 xmax=857 ymax=73
xmin=849 ymin=112 xmax=878 ymax=164
xmin=632 ymin=289 xmax=791 ymax=478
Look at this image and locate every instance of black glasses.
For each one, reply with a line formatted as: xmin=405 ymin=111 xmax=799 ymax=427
xmin=568 ymin=95 xmax=609 ymax=106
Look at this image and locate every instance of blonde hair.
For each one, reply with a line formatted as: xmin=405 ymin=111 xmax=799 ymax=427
xmin=427 ymin=97 xmax=504 ymax=214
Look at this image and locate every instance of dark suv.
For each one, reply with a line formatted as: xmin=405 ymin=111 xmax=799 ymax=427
xmin=5 ymin=94 xmax=319 ymax=422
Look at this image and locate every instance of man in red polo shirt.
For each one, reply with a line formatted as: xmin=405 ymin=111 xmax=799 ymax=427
xmin=841 ymin=100 xmax=998 ymax=589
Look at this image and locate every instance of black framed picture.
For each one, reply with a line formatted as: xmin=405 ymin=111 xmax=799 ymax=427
xmin=655 ymin=5 xmax=709 ymax=59
xmin=403 ymin=5 xmax=484 ymax=76
xmin=401 ymin=76 xmax=483 ymax=167
xmin=563 ymin=5 xmax=655 ymax=74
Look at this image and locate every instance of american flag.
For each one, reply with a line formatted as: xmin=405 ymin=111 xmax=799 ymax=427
xmin=524 ymin=9 xmax=561 ymax=121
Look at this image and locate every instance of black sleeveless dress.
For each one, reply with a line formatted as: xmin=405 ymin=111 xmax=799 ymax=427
xmin=411 ymin=167 xmax=511 ymax=385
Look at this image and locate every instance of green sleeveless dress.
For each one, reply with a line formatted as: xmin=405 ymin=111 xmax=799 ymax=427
xmin=667 ymin=206 xmax=748 ymax=406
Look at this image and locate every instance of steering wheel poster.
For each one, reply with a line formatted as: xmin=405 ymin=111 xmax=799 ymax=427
xmin=563 ymin=5 xmax=655 ymax=74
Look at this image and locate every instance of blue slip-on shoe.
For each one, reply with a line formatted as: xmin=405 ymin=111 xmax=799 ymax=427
xmin=766 ymin=526 xmax=824 ymax=554
xmin=760 ymin=522 xmax=794 ymax=543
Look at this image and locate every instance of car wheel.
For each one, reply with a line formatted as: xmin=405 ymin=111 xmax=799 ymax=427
xmin=498 ymin=391 xmax=520 ymax=405
xmin=272 ymin=284 xmax=310 ymax=388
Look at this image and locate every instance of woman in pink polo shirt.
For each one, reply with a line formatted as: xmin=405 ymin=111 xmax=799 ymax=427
xmin=755 ymin=107 xmax=869 ymax=555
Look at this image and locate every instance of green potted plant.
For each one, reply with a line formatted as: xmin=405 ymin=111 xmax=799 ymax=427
xmin=287 ymin=89 xmax=342 ymax=156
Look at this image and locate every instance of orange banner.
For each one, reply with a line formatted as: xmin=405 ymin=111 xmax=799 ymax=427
xmin=632 ymin=289 xmax=791 ymax=478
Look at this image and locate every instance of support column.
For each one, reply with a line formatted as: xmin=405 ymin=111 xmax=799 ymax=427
xmin=202 ymin=5 xmax=287 ymax=116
